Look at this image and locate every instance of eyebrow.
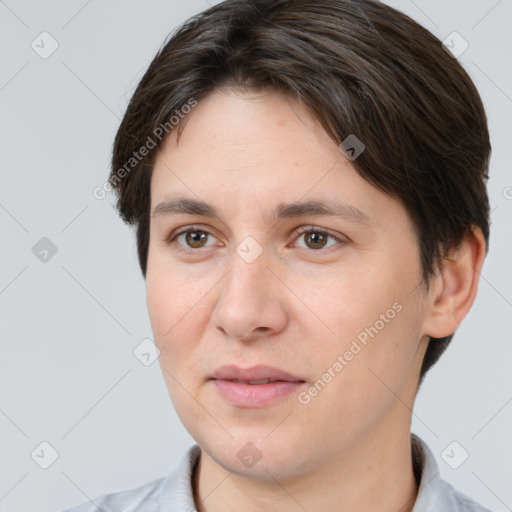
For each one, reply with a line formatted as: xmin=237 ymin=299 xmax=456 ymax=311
xmin=152 ymin=197 xmax=373 ymax=227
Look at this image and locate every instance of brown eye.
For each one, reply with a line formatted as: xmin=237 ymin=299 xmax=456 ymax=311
xmin=303 ymin=231 xmax=329 ymax=249
xmin=182 ymin=230 xmax=209 ymax=248
xmin=294 ymin=227 xmax=344 ymax=251
xmin=167 ymin=228 xmax=216 ymax=250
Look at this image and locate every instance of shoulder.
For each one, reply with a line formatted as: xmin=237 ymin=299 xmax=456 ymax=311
xmin=438 ymin=479 xmax=495 ymax=512
xmin=60 ymin=478 xmax=165 ymax=512
xmin=61 ymin=476 xmax=165 ymax=512
xmin=60 ymin=444 xmax=201 ymax=512
xmin=411 ymin=434 xmax=495 ymax=512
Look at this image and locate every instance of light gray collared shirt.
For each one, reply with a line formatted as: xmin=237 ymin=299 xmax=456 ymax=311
xmin=62 ymin=434 xmax=493 ymax=512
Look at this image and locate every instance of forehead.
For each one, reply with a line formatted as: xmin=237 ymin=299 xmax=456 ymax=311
xmin=149 ymin=88 xmax=406 ymax=231
xmin=154 ymin=88 xmax=338 ymax=174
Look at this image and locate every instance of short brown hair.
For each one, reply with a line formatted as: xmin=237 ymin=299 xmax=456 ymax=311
xmin=110 ymin=0 xmax=491 ymax=380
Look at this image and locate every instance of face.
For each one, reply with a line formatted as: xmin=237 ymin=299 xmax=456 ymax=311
xmin=146 ymin=88 xmax=433 ymax=481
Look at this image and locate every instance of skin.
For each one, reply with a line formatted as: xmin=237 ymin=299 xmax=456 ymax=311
xmin=146 ymin=88 xmax=486 ymax=512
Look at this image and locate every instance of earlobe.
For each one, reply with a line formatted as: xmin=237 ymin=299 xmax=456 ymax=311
xmin=422 ymin=226 xmax=487 ymax=339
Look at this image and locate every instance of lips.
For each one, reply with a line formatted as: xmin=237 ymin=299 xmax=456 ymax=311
xmin=210 ymin=365 xmax=306 ymax=408
xmin=211 ymin=364 xmax=305 ymax=383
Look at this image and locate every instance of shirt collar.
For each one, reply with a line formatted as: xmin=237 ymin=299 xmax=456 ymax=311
xmin=410 ymin=433 xmax=444 ymax=511
xmin=159 ymin=443 xmax=201 ymax=509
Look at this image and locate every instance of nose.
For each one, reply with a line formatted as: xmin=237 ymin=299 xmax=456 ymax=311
xmin=210 ymin=247 xmax=289 ymax=342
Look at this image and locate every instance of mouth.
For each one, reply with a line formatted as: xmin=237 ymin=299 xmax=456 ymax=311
xmin=210 ymin=365 xmax=306 ymax=408
xmin=211 ymin=364 xmax=305 ymax=382
xmin=231 ymin=378 xmax=286 ymax=385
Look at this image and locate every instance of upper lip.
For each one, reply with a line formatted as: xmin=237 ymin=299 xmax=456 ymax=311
xmin=211 ymin=364 xmax=305 ymax=382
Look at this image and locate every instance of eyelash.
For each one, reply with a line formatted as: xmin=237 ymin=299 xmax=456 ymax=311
xmin=165 ymin=225 xmax=346 ymax=254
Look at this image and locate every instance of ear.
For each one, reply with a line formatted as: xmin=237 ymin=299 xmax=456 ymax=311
xmin=422 ymin=226 xmax=487 ymax=338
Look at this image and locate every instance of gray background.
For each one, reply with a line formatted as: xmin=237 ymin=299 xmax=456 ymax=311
xmin=0 ymin=0 xmax=511 ymax=511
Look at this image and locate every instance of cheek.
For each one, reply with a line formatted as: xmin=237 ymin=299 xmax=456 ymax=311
xmin=146 ymin=266 xmax=216 ymax=381
xmin=147 ymin=267 xmax=205 ymax=337
xmin=297 ymin=264 xmax=397 ymax=345
xmin=146 ymin=268 xmax=217 ymax=433
xmin=305 ymin=259 xmax=422 ymax=386
xmin=298 ymin=297 xmax=422 ymax=444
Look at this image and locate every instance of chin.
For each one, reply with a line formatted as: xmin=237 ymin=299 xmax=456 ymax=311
xmin=196 ymin=427 xmax=322 ymax=481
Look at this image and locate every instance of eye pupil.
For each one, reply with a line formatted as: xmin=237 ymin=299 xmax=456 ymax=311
xmin=185 ymin=230 xmax=207 ymax=248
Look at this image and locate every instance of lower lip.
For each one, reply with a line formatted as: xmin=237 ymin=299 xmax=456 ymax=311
xmin=212 ymin=379 xmax=305 ymax=408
